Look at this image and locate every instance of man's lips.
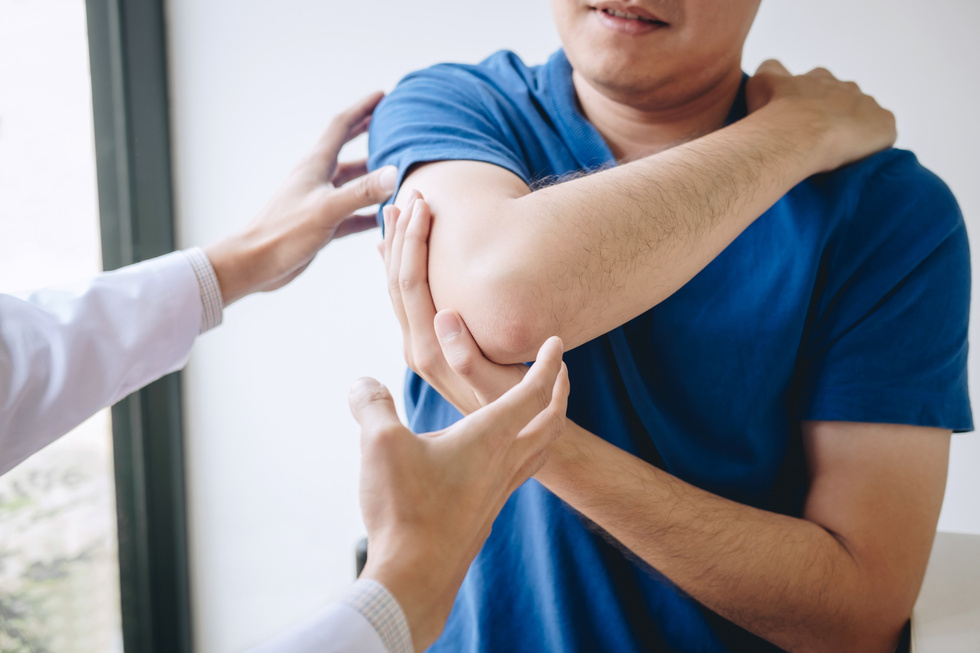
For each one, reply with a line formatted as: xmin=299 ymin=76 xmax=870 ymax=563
xmin=590 ymin=3 xmax=668 ymax=25
xmin=591 ymin=5 xmax=668 ymax=36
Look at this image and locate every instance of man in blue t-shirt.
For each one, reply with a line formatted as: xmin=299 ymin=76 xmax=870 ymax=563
xmin=367 ymin=2 xmax=972 ymax=652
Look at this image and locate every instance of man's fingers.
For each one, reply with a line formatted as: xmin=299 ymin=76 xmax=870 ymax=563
xmin=312 ymin=91 xmax=385 ymax=176
xmin=333 ymin=159 xmax=370 ymax=188
xmin=754 ymin=59 xmax=790 ymax=77
xmin=806 ymin=66 xmax=836 ymax=80
xmin=348 ymin=377 xmax=403 ymax=436
xmin=333 ymin=214 xmax=378 ymax=240
xmin=329 ymin=165 xmax=398 ymax=218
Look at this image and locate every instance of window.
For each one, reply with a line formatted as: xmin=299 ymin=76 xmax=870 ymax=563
xmin=0 ymin=1 xmax=122 ymax=651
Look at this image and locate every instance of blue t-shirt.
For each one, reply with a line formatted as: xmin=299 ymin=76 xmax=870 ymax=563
xmin=368 ymin=49 xmax=973 ymax=653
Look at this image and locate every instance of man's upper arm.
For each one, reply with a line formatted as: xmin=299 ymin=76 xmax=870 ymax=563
xmin=801 ymin=420 xmax=949 ymax=625
xmin=368 ymin=64 xmax=555 ymax=362
xmin=795 ymin=155 xmax=970 ymax=630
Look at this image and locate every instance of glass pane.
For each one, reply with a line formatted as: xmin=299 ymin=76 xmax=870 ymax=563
xmin=0 ymin=1 xmax=123 ymax=651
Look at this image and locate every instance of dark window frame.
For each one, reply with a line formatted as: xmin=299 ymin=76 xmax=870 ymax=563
xmin=85 ymin=1 xmax=192 ymax=651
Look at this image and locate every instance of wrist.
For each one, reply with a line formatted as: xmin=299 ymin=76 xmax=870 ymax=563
xmin=360 ymin=544 xmax=454 ymax=652
xmin=534 ymin=418 xmax=590 ymax=488
xmin=204 ymin=231 xmax=266 ymax=307
xmin=749 ymin=101 xmax=836 ymax=174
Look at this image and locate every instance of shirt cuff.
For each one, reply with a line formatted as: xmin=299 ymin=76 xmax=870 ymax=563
xmin=339 ymin=579 xmax=414 ymax=653
xmin=182 ymin=247 xmax=224 ymax=334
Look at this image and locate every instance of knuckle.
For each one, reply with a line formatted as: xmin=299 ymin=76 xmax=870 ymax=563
xmin=549 ymin=410 xmax=565 ymax=441
xmin=533 ymin=382 xmax=552 ymax=412
xmin=397 ymin=274 xmax=417 ymax=293
xmin=374 ymin=423 xmax=403 ymax=445
xmin=353 ymin=177 xmax=374 ymax=202
xmin=447 ymin=349 xmax=476 ymax=377
xmin=387 ymin=270 xmax=401 ymax=294
xmin=413 ymin=349 xmax=440 ymax=375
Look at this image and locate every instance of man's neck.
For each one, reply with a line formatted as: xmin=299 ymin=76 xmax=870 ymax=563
xmin=573 ymin=67 xmax=745 ymax=161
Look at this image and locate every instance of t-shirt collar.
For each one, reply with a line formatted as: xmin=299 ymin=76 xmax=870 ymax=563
xmin=544 ymin=48 xmax=749 ymax=169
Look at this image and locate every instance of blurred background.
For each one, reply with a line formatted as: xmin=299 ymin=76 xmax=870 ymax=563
xmin=1 ymin=1 xmax=978 ymax=651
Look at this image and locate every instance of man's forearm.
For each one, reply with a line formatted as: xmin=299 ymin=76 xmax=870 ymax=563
xmin=533 ymin=422 xmax=904 ymax=653
xmin=414 ymin=105 xmax=829 ymax=363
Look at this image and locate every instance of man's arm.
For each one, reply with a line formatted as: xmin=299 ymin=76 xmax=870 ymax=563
xmin=534 ymin=420 xmax=948 ymax=653
xmin=391 ymin=62 xmax=896 ymax=363
xmin=380 ymin=206 xmax=952 ymax=652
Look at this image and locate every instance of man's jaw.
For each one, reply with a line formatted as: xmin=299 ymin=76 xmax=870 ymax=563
xmin=590 ymin=2 xmax=669 ymax=35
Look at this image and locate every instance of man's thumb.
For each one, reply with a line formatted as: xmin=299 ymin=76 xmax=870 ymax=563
xmin=332 ymin=166 xmax=398 ymax=217
xmin=754 ymin=59 xmax=790 ymax=77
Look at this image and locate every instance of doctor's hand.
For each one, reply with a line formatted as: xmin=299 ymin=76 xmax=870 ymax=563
xmin=205 ymin=91 xmax=397 ymax=306
xmin=349 ymin=336 xmax=568 ymax=652
xmin=382 ymin=195 xmax=529 ymax=415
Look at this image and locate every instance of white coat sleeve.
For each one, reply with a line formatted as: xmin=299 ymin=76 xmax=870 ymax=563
xmin=0 ymin=251 xmax=203 ymax=475
xmin=247 ymin=580 xmax=414 ymax=653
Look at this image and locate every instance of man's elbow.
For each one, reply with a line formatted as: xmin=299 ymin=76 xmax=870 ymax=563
xmin=464 ymin=304 xmax=549 ymax=365
xmin=807 ymin=594 xmax=913 ymax=653
xmin=435 ymin=265 xmax=553 ymax=364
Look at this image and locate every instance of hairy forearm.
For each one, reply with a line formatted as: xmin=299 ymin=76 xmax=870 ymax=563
xmin=533 ymin=422 xmax=905 ymax=653
xmin=416 ymin=104 xmax=825 ymax=363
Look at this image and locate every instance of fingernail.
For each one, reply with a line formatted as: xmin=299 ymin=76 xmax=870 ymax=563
xmin=378 ymin=166 xmax=398 ymax=192
xmin=434 ymin=311 xmax=462 ymax=340
xmin=412 ymin=198 xmax=425 ymax=218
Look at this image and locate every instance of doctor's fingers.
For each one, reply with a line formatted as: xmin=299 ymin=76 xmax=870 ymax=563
xmin=398 ymin=199 xmax=448 ymax=376
xmin=434 ymin=309 xmax=526 ymax=403
xmin=386 ymin=193 xmax=423 ymax=365
xmin=460 ymin=337 xmax=565 ymax=446
xmin=384 ymin=201 xmax=412 ymax=358
xmin=321 ymin=164 xmax=397 ymax=222
xmin=510 ymin=360 xmax=568 ymax=458
xmin=348 ymin=377 xmax=407 ymax=442
xmin=311 ymin=91 xmax=384 ymax=179
xmin=332 ymin=159 xmax=369 ymax=187
xmin=332 ymin=214 xmax=378 ymax=240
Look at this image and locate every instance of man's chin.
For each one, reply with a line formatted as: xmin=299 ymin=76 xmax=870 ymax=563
xmin=572 ymin=56 xmax=664 ymax=100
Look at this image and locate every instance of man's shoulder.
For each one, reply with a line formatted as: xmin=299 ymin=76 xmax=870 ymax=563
xmin=809 ymin=148 xmax=963 ymax=241
xmin=392 ymin=50 xmax=543 ymax=99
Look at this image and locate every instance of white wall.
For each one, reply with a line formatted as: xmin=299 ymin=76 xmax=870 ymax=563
xmin=165 ymin=2 xmax=980 ymax=651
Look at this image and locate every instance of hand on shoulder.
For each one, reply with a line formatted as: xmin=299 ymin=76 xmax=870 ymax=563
xmin=746 ymin=59 xmax=897 ymax=174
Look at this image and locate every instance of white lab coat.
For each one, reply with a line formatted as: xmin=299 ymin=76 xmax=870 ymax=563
xmin=0 ymin=251 xmax=392 ymax=653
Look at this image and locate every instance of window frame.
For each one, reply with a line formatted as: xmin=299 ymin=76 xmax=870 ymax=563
xmin=85 ymin=1 xmax=193 ymax=651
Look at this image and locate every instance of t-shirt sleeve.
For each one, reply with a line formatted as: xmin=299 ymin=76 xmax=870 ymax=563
xmin=367 ymin=64 xmax=532 ymax=224
xmin=797 ymin=152 xmax=972 ymax=432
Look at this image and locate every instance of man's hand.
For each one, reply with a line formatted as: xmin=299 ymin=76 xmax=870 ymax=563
xmin=387 ymin=62 xmax=898 ymax=365
xmin=348 ymin=336 xmax=569 ymax=652
xmin=746 ymin=59 xmax=897 ymax=174
xmin=205 ymin=92 xmax=398 ymax=306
